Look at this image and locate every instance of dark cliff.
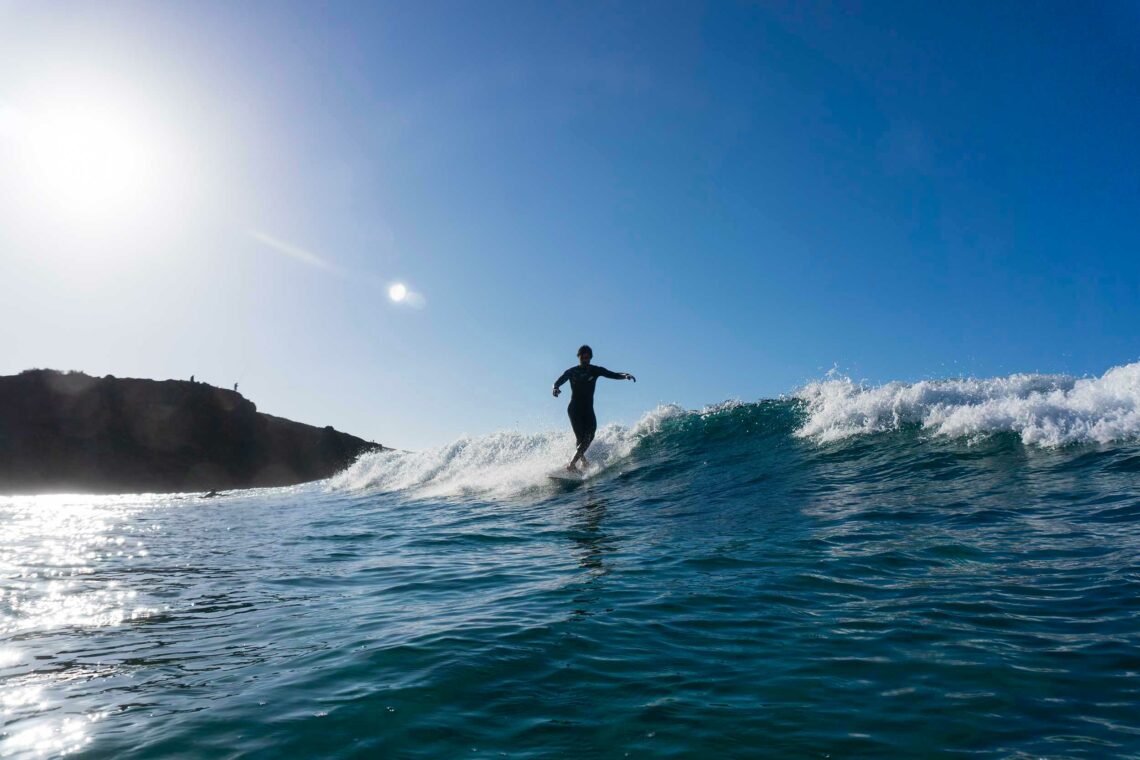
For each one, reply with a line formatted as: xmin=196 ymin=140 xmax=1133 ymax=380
xmin=0 ymin=370 xmax=384 ymax=495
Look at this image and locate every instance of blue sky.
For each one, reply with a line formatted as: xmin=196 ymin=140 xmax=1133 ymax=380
xmin=1 ymin=1 xmax=1138 ymax=448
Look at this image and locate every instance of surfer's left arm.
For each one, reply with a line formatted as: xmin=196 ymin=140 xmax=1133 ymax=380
xmin=597 ymin=367 xmax=636 ymax=382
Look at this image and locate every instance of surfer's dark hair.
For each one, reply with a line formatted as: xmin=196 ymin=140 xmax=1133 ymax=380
xmin=578 ymin=345 xmax=593 ymax=358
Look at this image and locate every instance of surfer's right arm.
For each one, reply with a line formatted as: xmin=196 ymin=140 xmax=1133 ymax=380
xmin=552 ymin=369 xmax=571 ymax=397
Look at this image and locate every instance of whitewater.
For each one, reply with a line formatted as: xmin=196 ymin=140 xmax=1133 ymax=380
xmin=4 ymin=361 xmax=1140 ymax=758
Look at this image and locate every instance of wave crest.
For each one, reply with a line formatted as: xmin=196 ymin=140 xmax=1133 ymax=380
xmin=795 ymin=361 xmax=1140 ymax=446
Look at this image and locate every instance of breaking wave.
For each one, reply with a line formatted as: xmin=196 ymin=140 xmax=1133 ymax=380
xmin=332 ymin=361 xmax=1140 ymax=499
xmin=795 ymin=360 xmax=1140 ymax=446
xmin=329 ymin=404 xmax=691 ymax=498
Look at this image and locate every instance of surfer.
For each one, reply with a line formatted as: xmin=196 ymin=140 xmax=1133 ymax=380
xmin=552 ymin=345 xmax=636 ymax=472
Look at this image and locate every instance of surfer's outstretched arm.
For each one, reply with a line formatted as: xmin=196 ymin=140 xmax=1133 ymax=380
xmin=552 ymin=370 xmax=570 ymax=397
xmin=597 ymin=367 xmax=636 ymax=382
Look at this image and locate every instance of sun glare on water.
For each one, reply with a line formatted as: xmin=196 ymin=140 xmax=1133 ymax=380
xmin=388 ymin=283 xmax=407 ymax=302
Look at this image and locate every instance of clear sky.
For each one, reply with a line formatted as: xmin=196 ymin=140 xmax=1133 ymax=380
xmin=2 ymin=1 xmax=1138 ymax=449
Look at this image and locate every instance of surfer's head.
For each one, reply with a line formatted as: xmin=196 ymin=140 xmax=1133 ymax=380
xmin=577 ymin=345 xmax=593 ymax=364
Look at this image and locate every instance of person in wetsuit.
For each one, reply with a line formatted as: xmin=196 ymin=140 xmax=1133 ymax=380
xmin=552 ymin=345 xmax=636 ymax=472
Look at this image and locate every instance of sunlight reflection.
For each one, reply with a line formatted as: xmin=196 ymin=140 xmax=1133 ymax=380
xmin=2 ymin=684 xmax=47 ymax=712
xmin=0 ymin=494 xmax=158 ymax=756
xmin=0 ymin=647 xmax=23 ymax=668
xmin=4 ymin=716 xmax=94 ymax=757
xmin=1 ymin=496 xmax=158 ymax=634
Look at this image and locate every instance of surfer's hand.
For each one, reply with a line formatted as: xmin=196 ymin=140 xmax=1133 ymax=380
xmin=625 ymin=374 xmax=637 ymax=382
xmin=552 ymin=387 xmax=561 ymax=397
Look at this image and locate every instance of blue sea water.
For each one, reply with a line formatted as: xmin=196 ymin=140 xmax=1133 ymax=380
xmin=4 ymin=365 xmax=1140 ymax=758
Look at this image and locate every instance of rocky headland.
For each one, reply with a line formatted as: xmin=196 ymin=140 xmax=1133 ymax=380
xmin=0 ymin=370 xmax=383 ymax=495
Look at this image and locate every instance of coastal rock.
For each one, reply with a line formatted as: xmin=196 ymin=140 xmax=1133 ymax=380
xmin=0 ymin=370 xmax=384 ymax=495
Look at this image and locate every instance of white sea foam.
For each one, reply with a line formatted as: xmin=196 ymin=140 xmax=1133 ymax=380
xmin=795 ymin=361 xmax=1140 ymax=447
xmin=329 ymin=404 xmax=687 ymax=498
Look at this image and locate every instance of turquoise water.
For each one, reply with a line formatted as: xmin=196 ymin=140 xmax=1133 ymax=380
xmin=4 ymin=368 xmax=1140 ymax=758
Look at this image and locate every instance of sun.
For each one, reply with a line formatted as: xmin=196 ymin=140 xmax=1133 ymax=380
xmin=4 ymin=78 xmax=177 ymax=233
xmin=388 ymin=283 xmax=408 ymax=302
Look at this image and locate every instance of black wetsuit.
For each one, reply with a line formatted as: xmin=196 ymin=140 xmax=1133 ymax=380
xmin=553 ymin=364 xmax=625 ymax=449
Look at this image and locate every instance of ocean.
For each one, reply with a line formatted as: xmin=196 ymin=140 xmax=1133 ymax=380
xmin=4 ymin=363 xmax=1140 ymax=758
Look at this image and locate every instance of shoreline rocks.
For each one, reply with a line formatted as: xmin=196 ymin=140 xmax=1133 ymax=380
xmin=0 ymin=370 xmax=384 ymax=495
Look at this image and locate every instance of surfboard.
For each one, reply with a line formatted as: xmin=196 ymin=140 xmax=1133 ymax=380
xmin=548 ymin=468 xmax=585 ymax=483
